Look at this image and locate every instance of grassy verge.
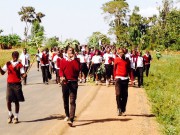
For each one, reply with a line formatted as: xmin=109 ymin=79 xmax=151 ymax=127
xmin=144 ymin=52 xmax=180 ymax=135
xmin=0 ymin=47 xmax=37 ymax=67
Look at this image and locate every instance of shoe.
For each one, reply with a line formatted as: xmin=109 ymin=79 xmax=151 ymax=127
xmin=117 ymin=108 xmax=122 ymax=116
xmin=95 ymin=81 xmax=98 ymax=85
xmin=79 ymin=79 xmax=82 ymax=83
xmin=64 ymin=117 xmax=69 ymax=122
xmin=13 ymin=118 xmax=19 ymax=124
xmin=7 ymin=114 xmax=14 ymax=124
xmin=122 ymin=112 xmax=126 ymax=116
xmin=68 ymin=121 xmax=73 ymax=127
xmin=45 ymin=82 xmax=49 ymax=85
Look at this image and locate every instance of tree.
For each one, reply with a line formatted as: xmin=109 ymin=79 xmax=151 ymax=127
xmin=102 ymin=0 xmax=129 ymax=46
xmin=88 ymin=32 xmax=110 ymax=49
xmin=18 ymin=6 xmax=45 ymax=45
xmin=29 ymin=21 xmax=45 ymax=47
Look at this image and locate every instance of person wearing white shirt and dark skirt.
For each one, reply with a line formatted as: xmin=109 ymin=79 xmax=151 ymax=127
xmin=136 ymin=52 xmax=144 ymax=88
xmin=91 ymin=50 xmax=102 ymax=85
xmin=103 ymin=48 xmax=114 ymax=86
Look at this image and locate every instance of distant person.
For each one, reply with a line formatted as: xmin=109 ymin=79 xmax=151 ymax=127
xmin=36 ymin=49 xmax=41 ymax=71
xmin=143 ymin=51 xmax=152 ymax=77
xmin=156 ymin=50 xmax=162 ymax=60
xmin=136 ymin=52 xmax=144 ymax=88
xmin=114 ymin=49 xmax=130 ymax=116
xmin=59 ymin=46 xmax=80 ymax=127
xmin=19 ymin=48 xmax=30 ymax=85
xmin=0 ymin=51 xmax=26 ymax=124
xmin=40 ymin=48 xmax=50 ymax=85
xmin=91 ymin=50 xmax=102 ymax=85
xmin=53 ymin=50 xmax=63 ymax=85
xmin=103 ymin=48 xmax=114 ymax=86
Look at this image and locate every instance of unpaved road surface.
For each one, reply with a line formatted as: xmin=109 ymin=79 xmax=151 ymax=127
xmin=0 ymin=66 xmax=160 ymax=135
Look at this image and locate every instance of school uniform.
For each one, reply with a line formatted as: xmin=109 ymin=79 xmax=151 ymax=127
xmin=92 ymin=55 xmax=102 ymax=81
xmin=114 ymin=56 xmax=130 ymax=114
xmin=130 ymin=55 xmax=137 ymax=85
xmin=2 ymin=61 xmax=25 ymax=103
xmin=19 ymin=53 xmax=30 ymax=84
xmin=36 ymin=53 xmax=40 ymax=71
xmin=136 ymin=56 xmax=144 ymax=87
xmin=59 ymin=57 xmax=80 ymax=123
xmin=103 ymin=53 xmax=114 ymax=81
xmin=53 ymin=54 xmax=61 ymax=84
xmin=40 ymin=52 xmax=50 ymax=84
xmin=143 ymin=54 xmax=152 ymax=77
xmin=77 ymin=54 xmax=89 ymax=76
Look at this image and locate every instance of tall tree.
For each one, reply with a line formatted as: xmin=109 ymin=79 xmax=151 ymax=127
xmin=18 ymin=6 xmax=45 ymax=45
xmin=102 ymin=0 xmax=129 ymax=46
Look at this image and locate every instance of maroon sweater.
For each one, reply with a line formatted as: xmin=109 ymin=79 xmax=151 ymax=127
xmin=59 ymin=58 xmax=80 ymax=81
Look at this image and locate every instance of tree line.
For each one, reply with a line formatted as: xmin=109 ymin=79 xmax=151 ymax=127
xmin=102 ymin=0 xmax=180 ymax=50
xmin=0 ymin=0 xmax=179 ymax=51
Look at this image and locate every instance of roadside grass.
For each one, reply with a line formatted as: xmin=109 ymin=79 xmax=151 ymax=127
xmin=0 ymin=47 xmax=37 ymax=67
xmin=144 ymin=52 xmax=180 ymax=135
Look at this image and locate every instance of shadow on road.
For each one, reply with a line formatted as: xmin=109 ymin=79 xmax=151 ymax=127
xmin=21 ymin=114 xmax=65 ymax=123
xmin=74 ymin=118 xmax=132 ymax=127
xmin=126 ymin=114 xmax=155 ymax=117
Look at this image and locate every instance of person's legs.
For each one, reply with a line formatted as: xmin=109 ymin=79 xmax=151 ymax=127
xmin=145 ymin=64 xmax=150 ymax=77
xmin=115 ymin=79 xmax=122 ymax=115
xmin=62 ymin=83 xmax=70 ymax=118
xmin=120 ymin=79 xmax=129 ymax=113
xmin=41 ymin=66 xmax=46 ymax=83
xmin=44 ymin=66 xmax=49 ymax=83
xmin=23 ymin=67 xmax=28 ymax=85
xmin=69 ymin=82 xmax=78 ymax=123
xmin=137 ymin=68 xmax=141 ymax=87
xmin=139 ymin=67 xmax=144 ymax=86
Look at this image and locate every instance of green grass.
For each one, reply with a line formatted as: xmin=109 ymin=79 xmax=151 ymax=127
xmin=0 ymin=47 xmax=37 ymax=67
xmin=144 ymin=52 xmax=180 ymax=135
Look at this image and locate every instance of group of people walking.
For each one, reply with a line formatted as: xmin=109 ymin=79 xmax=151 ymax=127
xmin=0 ymin=45 xmax=152 ymax=127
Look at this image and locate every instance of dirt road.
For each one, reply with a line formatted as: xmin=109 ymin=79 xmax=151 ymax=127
xmin=0 ymin=65 xmax=160 ymax=135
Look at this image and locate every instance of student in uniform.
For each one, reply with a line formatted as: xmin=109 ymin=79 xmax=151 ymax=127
xmin=114 ymin=49 xmax=130 ymax=116
xmin=59 ymin=46 xmax=80 ymax=127
xmin=53 ymin=50 xmax=63 ymax=85
xmin=40 ymin=48 xmax=50 ymax=85
xmin=130 ymin=50 xmax=137 ymax=86
xmin=143 ymin=51 xmax=152 ymax=77
xmin=136 ymin=51 xmax=144 ymax=88
xmin=77 ymin=51 xmax=89 ymax=83
xmin=19 ymin=48 xmax=30 ymax=85
xmin=36 ymin=49 xmax=41 ymax=71
xmin=0 ymin=51 xmax=26 ymax=124
xmin=103 ymin=48 xmax=114 ymax=86
xmin=91 ymin=50 xmax=103 ymax=85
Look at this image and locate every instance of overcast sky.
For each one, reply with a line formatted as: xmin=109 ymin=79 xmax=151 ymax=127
xmin=0 ymin=0 xmax=179 ymax=43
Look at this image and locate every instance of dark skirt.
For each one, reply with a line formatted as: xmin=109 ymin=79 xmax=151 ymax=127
xmin=93 ymin=64 xmax=100 ymax=74
xmin=80 ymin=63 xmax=89 ymax=75
xmin=6 ymin=83 xmax=25 ymax=103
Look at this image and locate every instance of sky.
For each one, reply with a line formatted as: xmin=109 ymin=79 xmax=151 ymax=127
xmin=0 ymin=0 xmax=179 ymax=43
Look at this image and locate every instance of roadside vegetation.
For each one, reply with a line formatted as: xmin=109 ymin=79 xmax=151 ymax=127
xmin=144 ymin=52 xmax=180 ymax=135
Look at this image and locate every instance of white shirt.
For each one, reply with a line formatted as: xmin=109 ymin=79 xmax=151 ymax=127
xmin=36 ymin=53 xmax=40 ymax=61
xmin=77 ymin=54 xmax=89 ymax=63
xmin=125 ymin=53 xmax=131 ymax=60
xmin=103 ymin=53 xmax=113 ymax=65
xmin=53 ymin=55 xmax=60 ymax=69
xmin=137 ymin=56 xmax=144 ymax=68
xmin=19 ymin=53 xmax=30 ymax=67
xmin=92 ymin=55 xmax=102 ymax=64
xmin=2 ymin=61 xmax=25 ymax=74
